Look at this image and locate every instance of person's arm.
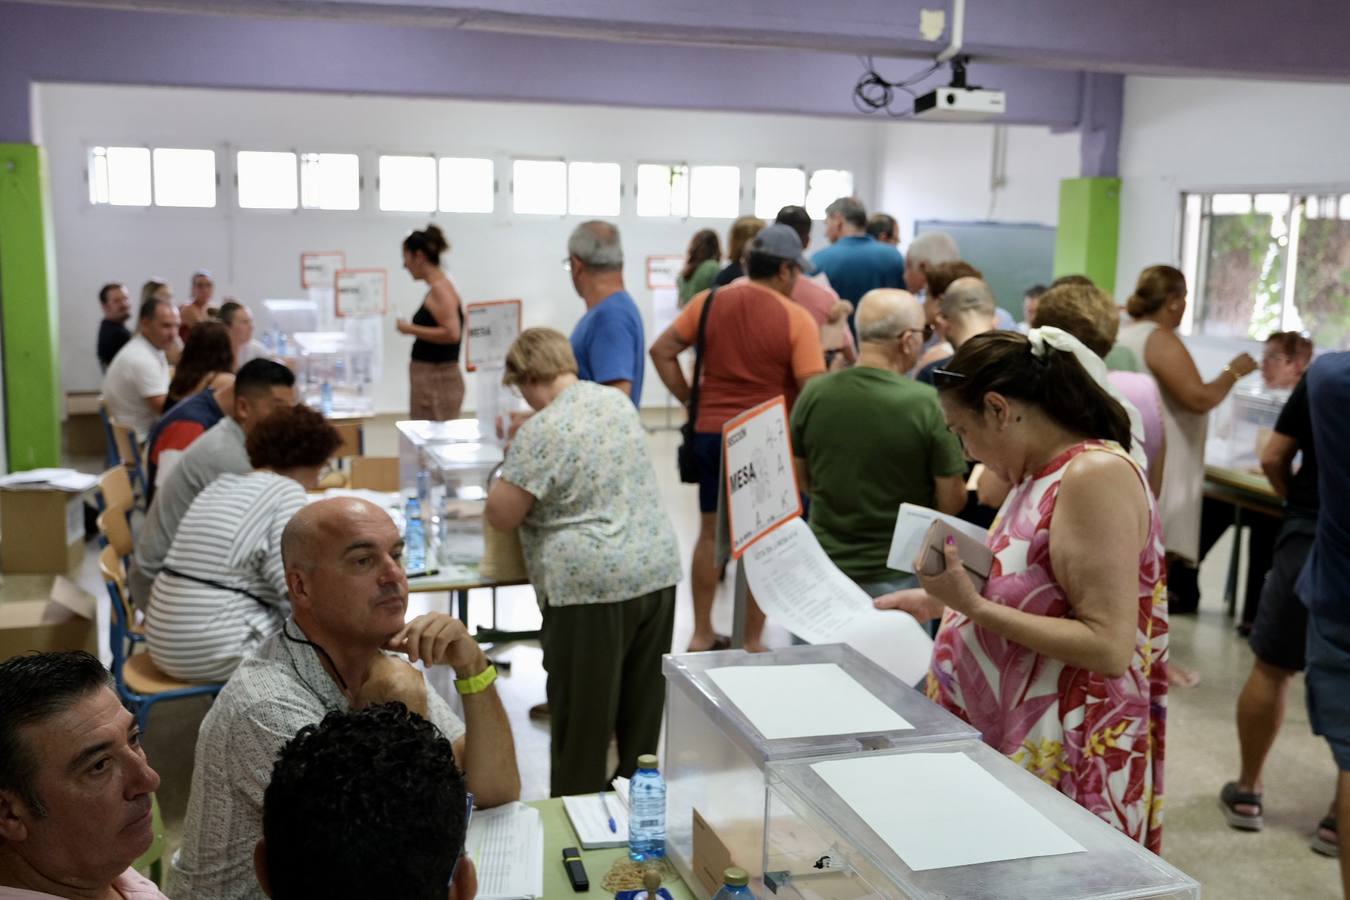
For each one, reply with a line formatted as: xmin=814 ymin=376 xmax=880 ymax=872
xmin=145 ymin=393 xmax=167 ymax=414
xmin=602 ymin=379 xmax=633 ymax=397
xmin=789 ymin=307 xmax=827 ymax=391
xmin=583 ymin=312 xmax=642 ymax=398
xmin=650 ymin=325 xmax=693 ymax=404
xmin=485 ymin=477 xmax=536 ymax=530
xmin=1260 ymin=432 xmax=1297 ymax=500
xmin=390 ymin=614 xmax=520 ymax=807
xmin=1143 ymin=328 xmax=1257 ymax=414
xmin=915 ymin=451 xmax=1148 ymax=676
xmin=1148 ymin=426 xmax=1167 ymax=500
xmin=936 ymin=474 xmax=969 ymax=516
xmin=396 ymin=280 xmax=463 ymax=344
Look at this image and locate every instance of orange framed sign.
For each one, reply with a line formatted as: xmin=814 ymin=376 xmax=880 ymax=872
xmin=334 ymin=268 xmax=388 ymax=318
xmin=300 ymin=251 xmax=346 ymax=289
xmin=646 ymin=255 xmax=683 ymax=290
xmin=722 ymin=396 xmax=802 ymax=559
xmin=463 ymin=299 xmax=523 ymax=372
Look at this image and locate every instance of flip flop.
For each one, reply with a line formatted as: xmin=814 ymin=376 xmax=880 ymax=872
xmin=687 ymin=634 xmax=732 ymax=653
xmin=1219 ymin=781 xmax=1264 ymax=831
xmin=1311 ymin=816 xmax=1339 ymax=857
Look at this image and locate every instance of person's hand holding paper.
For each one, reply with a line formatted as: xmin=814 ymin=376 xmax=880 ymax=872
xmin=872 ymin=588 xmax=944 ymax=623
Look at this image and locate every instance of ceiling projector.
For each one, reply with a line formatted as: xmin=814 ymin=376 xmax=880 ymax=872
xmin=913 ymin=56 xmax=1005 ymax=121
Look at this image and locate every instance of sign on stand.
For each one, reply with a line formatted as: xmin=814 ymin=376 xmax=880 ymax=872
xmin=645 ymin=255 xmax=683 ymax=290
xmin=301 ymin=251 xmax=346 ymax=290
xmin=722 ymin=396 xmax=801 ymax=558
xmin=464 ymin=299 xmax=523 ymax=372
xmin=334 ymin=269 xmax=388 ymax=318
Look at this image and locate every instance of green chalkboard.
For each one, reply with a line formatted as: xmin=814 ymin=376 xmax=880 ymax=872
xmin=914 ymin=220 xmax=1057 ymax=324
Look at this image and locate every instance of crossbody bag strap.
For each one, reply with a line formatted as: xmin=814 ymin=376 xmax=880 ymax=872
xmin=686 ymin=286 xmax=719 ymax=427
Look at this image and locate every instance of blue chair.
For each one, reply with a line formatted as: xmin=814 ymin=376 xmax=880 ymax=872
xmin=98 ymin=400 xmax=119 ymax=471
xmin=99 ymin=546 xmax=222 ymax=733
xmin=96 ymin=506 xmax=143 ymax=647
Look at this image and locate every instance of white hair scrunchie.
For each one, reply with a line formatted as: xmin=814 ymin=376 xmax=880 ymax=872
xmin=1026 ymin=326 xmax=1149 ymax=470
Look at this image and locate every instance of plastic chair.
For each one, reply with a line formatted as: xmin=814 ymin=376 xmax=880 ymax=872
xmin=98 ymin=546 xmax=222 ymax=733
xmin=108 ymin=420 xmax=149 ymax=508
xmin=97 ymin=465 xmax=135 ymax=514
xmin=98 ymin=400 xmax=120 ymax=470
xmin=350 ymin=456 xmax=400 ymax=491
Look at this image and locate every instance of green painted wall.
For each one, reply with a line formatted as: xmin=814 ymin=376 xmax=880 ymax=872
xmin=1054 ymin=177 xmax=1121 ymax=293
xmin=0 ymin=144 xmax=61 ymax=470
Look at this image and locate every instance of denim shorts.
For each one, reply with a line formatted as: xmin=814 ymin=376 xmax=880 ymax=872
xmin=1305 ymin=610 xmax=1350 ymax=772
xmin=692 ymin=432 xmax=722 ymax=514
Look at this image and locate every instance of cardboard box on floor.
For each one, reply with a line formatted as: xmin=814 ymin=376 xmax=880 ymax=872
xmin=65 ymin=391 xmax=107 ymax=458
xmin=0 ymin=575 xmax=98 ymax=661
xmin=0 ymin=486 xmax=88 ymax=574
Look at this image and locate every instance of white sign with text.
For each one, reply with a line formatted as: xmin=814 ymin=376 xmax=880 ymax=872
xmin=464 ymin=300 xmax=523 ymax=372
xmin=722 ymin=396 xmax=800 ymax=558
xmin=334 ymin=269 xmax=387 ymax=318
xmin=300 ymin=251 xmax=346 ymax=290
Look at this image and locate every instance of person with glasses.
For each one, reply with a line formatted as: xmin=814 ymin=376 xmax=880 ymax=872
xmin=876 ymin=328 xmax=1169 ymax=852
xmin=916 ymin=277 xmax=1000 ymax=386
xmin=790 ymin=288 xmax=967 ymax=599
xmin=564 ymin=221 xmax=645 ymax=405
xmin=1262 ymin=330 xmax=1314 ymax=389
xmin=256 ymin=702 xmax=477 ymax=900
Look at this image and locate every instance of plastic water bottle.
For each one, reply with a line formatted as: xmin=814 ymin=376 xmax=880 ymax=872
xmin=628 ymin=754 xmax=666 ymax=861
xmin=711 ymin=868 xmax=754 ymax=900
xmin=404 ymin=495 xmax=426 ymax=573
xmin=320 ymin=380 xmax=333 ymax=417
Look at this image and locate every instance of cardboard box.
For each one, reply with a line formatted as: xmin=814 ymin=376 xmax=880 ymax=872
xmin=0 ymin=575 xmax=98 ymax=662
xmin=0 ymin=487 xmax=88 ymax=574
xmin=65 ymin=392 xmax=108 ymax=458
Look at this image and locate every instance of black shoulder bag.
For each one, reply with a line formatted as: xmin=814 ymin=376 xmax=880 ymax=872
xmin=677 ymin=287 xmax=718 ymax=484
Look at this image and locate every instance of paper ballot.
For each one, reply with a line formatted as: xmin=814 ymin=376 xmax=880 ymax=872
xmin=811 ymin=753 xmax=1086 ymax=872
xmin=708 ymin=663 xmax=912 ymax=739
xmin=888 ymin=503 xmax=990 ymax=574
xmin=465 ymin=802 xmax=544 ymax=899
xmin=741 ymin=518 xmax=934 ymax=684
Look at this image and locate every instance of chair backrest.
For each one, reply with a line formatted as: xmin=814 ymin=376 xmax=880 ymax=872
xmin=349 ymin=456 xmax=400 ymax=492
xmin=98 ymin=465 xmax=135 ymax=512
xmin=99 ymin=545 xmax=135 ymax=675
xmin=110 ymin=422 xmax=141 ymax=469
xmin=97 ymin=506 xmax=134 ymax=559
xmin=331 ymin=422 xmax=363 ymax=460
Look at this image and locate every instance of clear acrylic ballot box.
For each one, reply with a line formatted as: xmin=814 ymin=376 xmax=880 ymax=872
xmin=762 ymin=741 xmax=1199 ymax=900
xmin=397 ymin=421 xmax=503 ymax=564
xmin=663 ymin=644 xmax=978 ymax=898
xmin=1207 ymin=382 xmax=1290 ymax=470
xmin=292 ymin=331 xmax=377 ymax=418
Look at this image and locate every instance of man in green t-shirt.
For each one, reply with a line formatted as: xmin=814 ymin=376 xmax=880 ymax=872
xmin=791 ymin=288 xmax=969 ymax=596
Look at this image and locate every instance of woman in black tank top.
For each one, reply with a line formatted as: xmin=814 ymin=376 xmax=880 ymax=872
xmin=396 ymin=225 xmax=466 ymax=420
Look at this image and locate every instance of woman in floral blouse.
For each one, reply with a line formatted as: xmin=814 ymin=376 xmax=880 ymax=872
xmin=878 ymin=328 xmax=1169 ymax=853
xmin=486 ymin=328 xmax=682 ymax=798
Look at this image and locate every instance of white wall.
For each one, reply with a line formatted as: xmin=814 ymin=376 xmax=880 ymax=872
xmin=1117 ymin=75 xmax=1350 ymax=304
xmin=878 ymin=121 xmax=1080 ymax=241
xmin=38 ymin=83 xmax=1077 ymax=413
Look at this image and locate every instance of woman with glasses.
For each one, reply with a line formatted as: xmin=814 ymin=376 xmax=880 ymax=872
xmin=876 ymin=328 xmax=1169 ymax=852
xmin=396 ymin=224 xmax=466 ymax=421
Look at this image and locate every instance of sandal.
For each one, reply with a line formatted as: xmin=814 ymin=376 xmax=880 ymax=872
xmin=1219 ymin=781 xmax=1264 ymax=831
xmin=1311 ymin=816 xmax=1339 ymax=857
xmin=687 ymin=634 xmax=732 ymax=653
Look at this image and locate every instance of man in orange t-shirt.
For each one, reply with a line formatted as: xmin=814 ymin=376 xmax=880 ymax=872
xmin=650 ymin=223 xmax=825 ymax=653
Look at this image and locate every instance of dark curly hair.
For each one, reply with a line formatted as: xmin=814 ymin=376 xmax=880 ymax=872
xmin=262 ymin=702 xmax=468 ymax=900
xmin=167 ymin=320 xmax=235 ymax=407
xmin=245 ymin=404 xmax=344 ymax=471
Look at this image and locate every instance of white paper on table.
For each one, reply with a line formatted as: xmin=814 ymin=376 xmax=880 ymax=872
xmin=811 ymin=753 xmax=1086 ymax=872
xmin=610 ymin=775 xmax=631 ymax=808
xmin=466 ymin=801 xmax=544 ymax=899
xmin=887 ymin=503 xmax=990 ymax=574
xmin=741 ymin=517 xmax=934 ymax=684
xmin=708 ymin=663 xmax=912 ymax=740
xmin=561 ymin=792 xmax=629 ymax=849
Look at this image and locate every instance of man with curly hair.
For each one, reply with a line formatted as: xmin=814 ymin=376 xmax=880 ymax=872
xmin=255 ymin=703 xmax=476 ymax=900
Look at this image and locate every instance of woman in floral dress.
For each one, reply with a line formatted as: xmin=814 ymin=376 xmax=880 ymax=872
xmin=878 ymin=328 xmax=1169 ymax=853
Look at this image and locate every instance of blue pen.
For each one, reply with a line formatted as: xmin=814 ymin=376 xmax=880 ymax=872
xmin=600 ymin=792 xmax=617 ymax=833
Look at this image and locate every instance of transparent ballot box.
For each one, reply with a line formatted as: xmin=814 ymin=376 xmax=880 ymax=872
xmin=397 ymin=421 xmax=504 ymax=565
xmin=763 ymin=741 xmax=1198 ymax=900
xmin=292 ymin=331 xmax=377 ymax=418
xmin=1207 ymin=382 xmax=1290 ymax=471
xmin=663 ymin=644 xmax=978 ymax=898
xmin=260 ymin=299 xmax=321 ymax=353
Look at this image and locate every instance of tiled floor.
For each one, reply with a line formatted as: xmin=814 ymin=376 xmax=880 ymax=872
xmin=53 ymin=416 xmax=1343 ymax=897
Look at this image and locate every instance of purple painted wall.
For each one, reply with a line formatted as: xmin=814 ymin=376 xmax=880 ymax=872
xmin=14 ymin=0 xmax=1350 ymax=82
xmin=0 ymin=2 xmax=1084 ymax=144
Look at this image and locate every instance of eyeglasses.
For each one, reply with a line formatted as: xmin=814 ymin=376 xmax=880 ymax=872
xmin=898 ymin=325 xmax=934 ymax=342
xmin=931 ymin=368 xmax=967 ymax=389
xmin=450 ymin=792 xmax=475 ymax=885
xmin=561 ymin=257 xmax=573 ymax=273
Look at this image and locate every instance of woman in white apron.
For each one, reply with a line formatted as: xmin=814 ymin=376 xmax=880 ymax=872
xmin=1115 ymin=265 xmax=1257 ymax=613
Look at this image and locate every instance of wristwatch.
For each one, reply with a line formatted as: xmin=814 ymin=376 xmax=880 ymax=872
xmin=455 ymin=663 xmax=498 ymax=695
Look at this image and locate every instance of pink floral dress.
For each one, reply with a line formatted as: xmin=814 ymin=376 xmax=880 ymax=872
xmin=926 ymin=440 xmax=1169 ymax=853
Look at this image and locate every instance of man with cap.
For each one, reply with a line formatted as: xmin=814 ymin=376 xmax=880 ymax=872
xmin=650 ymin=223 xmax=826 ymax=653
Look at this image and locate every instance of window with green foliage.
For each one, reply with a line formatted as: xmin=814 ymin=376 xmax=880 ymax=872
xmin=1181 ymin=192 xmax=1350 ymax=349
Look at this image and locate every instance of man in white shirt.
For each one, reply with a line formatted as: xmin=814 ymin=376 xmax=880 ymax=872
xmin=0 ymin=652 xmax=168 ymax=900
xmin=101 ymin=297 xmax=179 ymax=438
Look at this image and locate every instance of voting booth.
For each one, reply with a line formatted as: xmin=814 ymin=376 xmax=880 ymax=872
xmin=396 ymin=420 xmax=503 ymax=565
xmin=662 ymin=644 xmax=978 ymax=898
xmin=762 ymin=741 xmax=1199 ymax=899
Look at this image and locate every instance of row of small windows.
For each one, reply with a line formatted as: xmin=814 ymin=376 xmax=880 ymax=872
xmin=86 ymin=147 xmax=854 ymax=220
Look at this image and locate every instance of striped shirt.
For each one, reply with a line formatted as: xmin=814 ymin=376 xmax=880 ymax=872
xmin=146 ymin=471 xmax=304 ymax=682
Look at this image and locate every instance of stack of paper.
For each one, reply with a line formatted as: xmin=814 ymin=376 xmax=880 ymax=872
xmin=0 ymin=469 xmax=98 ymax=492
xmin=562 ymin=792 xmax=629 ymax=849
xmin=466 ymin=801 xmax=544 ymax=899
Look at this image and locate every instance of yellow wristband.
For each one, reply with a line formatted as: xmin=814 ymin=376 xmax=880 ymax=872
xmin=455 ymin=663 xmax=497 ymax=695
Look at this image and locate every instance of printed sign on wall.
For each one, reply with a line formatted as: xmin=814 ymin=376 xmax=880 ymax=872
xmin=464 ymin=299 xmax=523 ymax=372
xmin=334 ymin=269 xmax=388 ymax=318
xmin=722 ymin=396 xmax=801 ymax=558
xmin=646 ymin=255 xmax=684 ymax=290
xmin=301 ymin=251 xmax=346 ymax=289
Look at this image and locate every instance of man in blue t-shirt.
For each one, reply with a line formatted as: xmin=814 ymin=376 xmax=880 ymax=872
xmin=1297 ymin=351 xmax=1350 ymax=877
xmin=810 ymin=197 xmax=905 ymax=336
xmin=566 ymin=221 xmax=644 ymax=406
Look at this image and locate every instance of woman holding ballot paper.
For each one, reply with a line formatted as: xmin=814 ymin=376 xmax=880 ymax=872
xmin=876 ymin=327 xmax=1169 ymax=853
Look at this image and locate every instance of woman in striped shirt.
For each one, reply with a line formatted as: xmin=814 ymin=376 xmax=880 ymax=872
xmin=146 ymin=405 xmax=343 ymax=682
